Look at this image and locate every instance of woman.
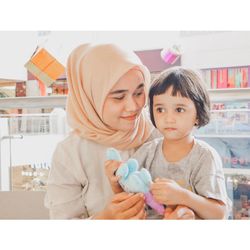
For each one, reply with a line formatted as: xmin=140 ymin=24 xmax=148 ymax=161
xmin=45 ymin=43 xmax=194 ymax=219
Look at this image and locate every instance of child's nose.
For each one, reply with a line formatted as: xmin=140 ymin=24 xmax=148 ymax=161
xmin=164 ymin=111 xmax=176 ymax=123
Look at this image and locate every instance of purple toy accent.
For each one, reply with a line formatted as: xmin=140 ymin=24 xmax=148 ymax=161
xmin=144 ymin=192 xmax=165 ymax=215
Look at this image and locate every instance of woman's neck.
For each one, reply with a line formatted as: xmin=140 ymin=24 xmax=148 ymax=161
xmin=162 ymin=134 xmax=194 ymax=163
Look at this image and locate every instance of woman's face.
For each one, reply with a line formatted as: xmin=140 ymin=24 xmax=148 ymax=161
xmin=103 ymin=69 xmax=146 ymax=132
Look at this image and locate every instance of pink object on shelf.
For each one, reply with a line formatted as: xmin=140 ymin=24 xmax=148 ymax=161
xmin=161 ymin=46 xmax=181 ymax=65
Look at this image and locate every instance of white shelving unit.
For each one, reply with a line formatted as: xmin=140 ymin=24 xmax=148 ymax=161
xmin=0 ymin=97 xmax=68 ymax=191
xmin=195 ymin=87 xmax=250 ymax=219
xmin=208 ymin=88 xmax=250 ymax=102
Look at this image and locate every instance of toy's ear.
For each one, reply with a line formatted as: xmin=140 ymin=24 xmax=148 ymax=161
xmin=106 ymin=148 xmax=122 ymax=161
xmin=139 ymin=168 xmax=152 ymax=185
xmin=126 ymin=159 xmax=139 ymax=173
xmin=116 ymin=163 xmax=129 ymax=179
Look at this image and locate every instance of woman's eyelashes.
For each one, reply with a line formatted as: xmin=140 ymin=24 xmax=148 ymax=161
xmin=113 ymin=95 xmax=125 ymax=100
xmin=112 ymin=91 xmax=144 ymax=101
xmin=134 ymin=91 xmax=144 ymax=97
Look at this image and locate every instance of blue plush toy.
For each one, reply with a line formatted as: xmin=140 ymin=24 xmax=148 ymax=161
xmin=106 ymin=148 xmax=165 ymax=215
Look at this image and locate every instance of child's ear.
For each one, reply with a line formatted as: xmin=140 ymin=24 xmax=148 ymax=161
xmin=194 ymin=120 xmax=199 ymax=126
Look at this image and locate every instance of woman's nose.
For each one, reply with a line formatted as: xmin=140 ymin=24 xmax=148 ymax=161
xmin=125 ymin=96 xmax=138 ymax=112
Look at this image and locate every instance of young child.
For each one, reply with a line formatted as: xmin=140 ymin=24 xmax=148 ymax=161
xmin=106 ymin=67 xmax=231 ymax=219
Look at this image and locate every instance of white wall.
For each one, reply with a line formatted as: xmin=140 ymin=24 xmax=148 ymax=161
xmin=0 ymin=31 xmax=179 ymax=80
xmin=0 ymin=31 xmax=37 ymax=80
xmin=1 ymin=31 xmax=250 ymax=80
xmin=180 ymin=31 xmax=250 ymax=68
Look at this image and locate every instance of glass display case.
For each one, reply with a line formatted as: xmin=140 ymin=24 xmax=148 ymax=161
xmin=0 ymin=96 xmax=68 ymax=191
xmin=195 ymin=88 xmax=250 ymax=219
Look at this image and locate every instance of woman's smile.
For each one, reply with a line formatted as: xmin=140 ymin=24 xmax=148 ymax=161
xmin=120 ymin=114 xmax=138 ymax=121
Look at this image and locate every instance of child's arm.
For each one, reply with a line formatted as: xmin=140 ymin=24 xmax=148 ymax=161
xmin=104 ymin=160 xmax=123 ymax=193
xmin=151 ymin=178 xmax=227 ymax=219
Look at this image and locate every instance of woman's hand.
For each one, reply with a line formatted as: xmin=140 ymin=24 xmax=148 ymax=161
xmin=94 ymin=192 xmax=146 ymax=219
xmin=105 ymin=160 xmax=123 ymax=193
xmin=164 ymin=205 xmax=195 ymax=220
xmin=151 ymin=178 xmax=187 ymax=206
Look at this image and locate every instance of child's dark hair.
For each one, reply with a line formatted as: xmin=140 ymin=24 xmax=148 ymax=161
xmin=149 ymin=67 xmax=210 ymax=128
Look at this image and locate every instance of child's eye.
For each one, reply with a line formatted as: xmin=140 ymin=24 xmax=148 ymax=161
xmin=176 ymin=107 xmax=185 ymax=113
xmin=156 ymin=107 xmax=165 ymax=113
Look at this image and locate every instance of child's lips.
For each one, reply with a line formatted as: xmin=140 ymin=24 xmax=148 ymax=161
xmin=165 ymin=128 xmax=177 ymax=131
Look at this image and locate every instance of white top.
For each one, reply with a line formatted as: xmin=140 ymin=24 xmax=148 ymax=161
xmin=45 ymin=130 xmax=160 ymax=219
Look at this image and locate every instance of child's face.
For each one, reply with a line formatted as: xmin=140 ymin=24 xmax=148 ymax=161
xmin=153 ymin=86 xmax=197 ymax=141
xmin=102 ymin=69 xmax=146 ymax=132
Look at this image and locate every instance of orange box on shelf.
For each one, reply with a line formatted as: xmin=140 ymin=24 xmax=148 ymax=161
xmin=25 ymin=48 xmax=65 ymax=87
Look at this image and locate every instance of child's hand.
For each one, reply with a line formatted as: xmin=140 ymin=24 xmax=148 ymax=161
xmin=151 ymin=178 xmax=187 ymax=206
xmin=164 ymin=205 xmax=195 ymax=220
xmin=105 ymin=160 xmax=123 ymax=194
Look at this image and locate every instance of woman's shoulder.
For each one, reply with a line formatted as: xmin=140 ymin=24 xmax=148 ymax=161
xmin=54 ymin=132 xmax=102 ymax=156
xmin=56 ymin=132 xmax=83 ymax=151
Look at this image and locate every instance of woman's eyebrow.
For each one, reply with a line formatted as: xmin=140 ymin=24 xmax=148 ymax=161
xmin=109 ymin=83 xmax=144 ymax=95
xmin=109 ymin=89 xmax=127 ymax=95
xmin=135 ymin=83 xmax=145 ymax=90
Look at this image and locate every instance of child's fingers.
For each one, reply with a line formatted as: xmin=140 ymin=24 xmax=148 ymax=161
xmin=179 ymin=213 xmax=195 ymax=220
xmin=176 ymin=206 xmax=195 ymax=220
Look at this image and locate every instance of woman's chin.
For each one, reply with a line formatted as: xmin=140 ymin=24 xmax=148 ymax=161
xmin=118 ymin=123 xmax=137 ymax=132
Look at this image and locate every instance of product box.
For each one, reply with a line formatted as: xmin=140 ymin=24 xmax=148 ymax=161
xmin=11 ymin=164 xmax=50 ymax=191
xmin=25 ymin=48 xmax=65 ymax=87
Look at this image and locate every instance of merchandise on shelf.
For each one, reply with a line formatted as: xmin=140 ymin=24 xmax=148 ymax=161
xmin=11 ymin=163 xmax=50 ymax=191
xmin=202 ymin=66 xmax=250 ymax=89
xmin=225 ymin=175 xmax=250 ymax=219
xmin=196 ymin=109 xmax=250 ymax=135
xmin=25 ymin=48 xmax=65 ymax=87
xmin=198 ymin=137 xmax=250 ymax=169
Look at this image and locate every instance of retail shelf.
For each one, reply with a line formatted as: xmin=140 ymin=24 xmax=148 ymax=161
xmin=223 ymin=168 xmax=250 ymax=175
xmin=0 ymin=96 xmax=67 ymax=109
xmin=208 ymin=88 xmax=250 ymax=102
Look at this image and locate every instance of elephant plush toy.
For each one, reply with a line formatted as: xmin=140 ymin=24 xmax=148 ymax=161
xmin=106 ymin=148 xmax=165 ymax=215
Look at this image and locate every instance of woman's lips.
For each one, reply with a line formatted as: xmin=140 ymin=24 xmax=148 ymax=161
xmin=120 ymin=114 xmax=137 ymax=121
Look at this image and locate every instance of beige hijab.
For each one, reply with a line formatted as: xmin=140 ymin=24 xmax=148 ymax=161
xmin=66 ymin=43 xmax=153 ymax=150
